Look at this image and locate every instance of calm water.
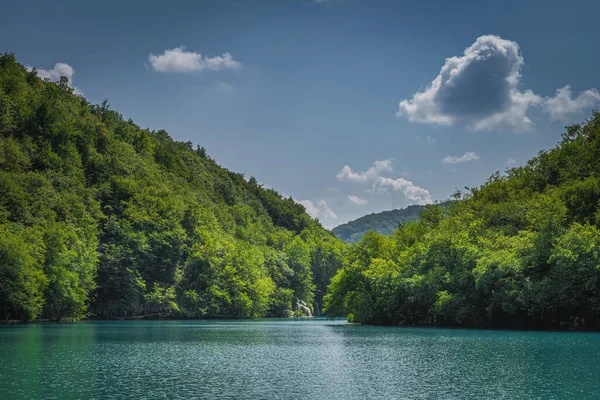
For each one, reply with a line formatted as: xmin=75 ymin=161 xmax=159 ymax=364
xmin=1 ymin=319 xmax=599 ymax=399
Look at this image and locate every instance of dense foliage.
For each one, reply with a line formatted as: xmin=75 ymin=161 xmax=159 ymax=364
xmin=0 ymin=54 xmax=344 ymax=321
xmin=325 ymin=112 xmax=600 ymax=330
xmin=333 ymin=204 xmax=444 ymax=243
xmin=333 ymin=205 xmax=424 ymax=243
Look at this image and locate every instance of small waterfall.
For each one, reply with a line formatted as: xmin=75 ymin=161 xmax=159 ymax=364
xmin=296 ymin=299 xmax=312 ymax=317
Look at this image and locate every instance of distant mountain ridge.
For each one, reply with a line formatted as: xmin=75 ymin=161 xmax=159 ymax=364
xmin=332 ymin=205 xmax=426 ymax=243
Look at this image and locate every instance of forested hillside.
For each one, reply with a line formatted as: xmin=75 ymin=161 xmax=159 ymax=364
xmin=333 ymin=205 xmax=426 ymax=243
xmin=0 ymin=54 xmax=344 ymax=321
xmin=325 ymin=112 xmax=600 ymax=330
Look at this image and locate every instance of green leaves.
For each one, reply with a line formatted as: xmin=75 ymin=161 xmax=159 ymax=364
xmin=0 ymin=54 xmax=344 ymax=321
xmin=326 ymin=112 xmax=600 ymax=329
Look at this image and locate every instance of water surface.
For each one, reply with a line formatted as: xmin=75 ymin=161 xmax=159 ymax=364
xmin=1 ymin=319 xmax=599 ymax=399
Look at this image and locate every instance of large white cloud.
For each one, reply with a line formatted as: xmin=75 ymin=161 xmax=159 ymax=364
xmin=149 ymin=46 xmax=241 ymax=73
xmin=441 ymin=152 xmax=480 ymax=164
xmin=396 ymin=35 xmax=599 ymax=132
xmin=372 ymin=177 xmax=432 ymax=205
xmin=336 ymin=159 xmax=392 ymax=182
xmin=298 ymin=199 xmax=338 ymax=222
xmin=26 ymin=62 xmax=83 ymax=95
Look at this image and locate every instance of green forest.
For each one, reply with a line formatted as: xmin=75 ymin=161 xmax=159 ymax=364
xmin=325 ymin=111 xmax=600 ymax=329
xmin=333 ymin=204 xmax=440 ymax=243
xmin=333 ymin=205 xmax=424 ymax=243
xmin=0 ymin=54 xmax=345 ymax=321
xmin=3 ymin=53 xmax=600 ymax=330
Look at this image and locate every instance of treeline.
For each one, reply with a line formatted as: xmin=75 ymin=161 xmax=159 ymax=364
xmin=332 ymin=205 xmax=424 ymax=243
xmin=0 ymin=54 xmax=344 ymax=321
xmin=331 ymin=204 xmax=456 ymax=243
xmin=325 ymin=112 xmax=600 ymax=330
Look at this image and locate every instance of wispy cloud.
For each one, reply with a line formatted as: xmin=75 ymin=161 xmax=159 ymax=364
xmin=416 ymin=135 xmax=436 ymax=144
xmin=338 ymin=159 xmax=432 ymax=205
xmin=215 ymin=81 xmax=234 ymax=92
xmin=336 ymin=159 xmax=392 ymax=183
xmin=149 ymin=46 xmax=241 ymax=73
xmin=348 ymin=195 xmax=368 ymax=205
xmin=298 ymin=199 xmax=338 ymax=222
xmin=504 ymin=157 xmax=517 ymax=168
xmin=372 ymin=177 xmax=432 ymax=205
xmin=543 ymin=86 xmax=600 ymax=120
xmin=441 ymin=152 xmax=480 ymax=164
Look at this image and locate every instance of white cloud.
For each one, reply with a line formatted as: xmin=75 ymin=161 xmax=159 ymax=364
xmin=337 ymin=158 xmax=431 ymax=205
xmin=336 ymin=159 xmax=392 ymax=182
xmin=504 ymin=157 xmax=517 ymax=168
xmin=149 ymin=46 xmax=241 ymax=73
xmin=372 ymin=177 xmax=432 ymax=205
xmin=396 ymin=35 xmax=551 ymax=132
xmin=298 ymin=199 xmax=338 ymax=222
xmin=32 ymin=62 xmax=73 ymax=81
xmin=348 ymin=195 xmax=368 ymax=206
xmin=326 ymin=186 xmax=339 ymax=192
xmin=543 ymin=86 xmax=600 ymax=121
xmin=27 ymin=62 xmax=83 ymax=95
xmin=441 ymin=152 xmax=480 ymax=164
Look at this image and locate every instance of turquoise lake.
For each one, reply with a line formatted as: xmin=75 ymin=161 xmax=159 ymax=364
xmin=1 ymin=319 xmax=599 ymax=399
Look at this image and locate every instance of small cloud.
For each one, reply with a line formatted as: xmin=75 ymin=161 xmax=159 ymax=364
xmin=543 ymin=86 xmax=600 ymax=121
xmin=31 ymin=62 xmax=73 ymax=81
xmin=149 ymin=46 xmax=241 ymax=73
xmin=326 ymin=186 xmax=339 ymax=192
xmin=348 ymin=195 xmax=368 ymax=206
xmin=27 ymin=62 xmax=83 ymax=95
xmin=441 ymin=152 xmax=480 ymax=164
xmin=336 ymin=159 xmax=392 ymax=183
xmin=415 ymin=136 xmax=436 ymax=144
xmin=215 ymin=81 xmax=234 ymax=92
xmin=372 ymin=177 xmax=432 ymax=205
xmin=504 ymin=157 xmax=517 ymax=168
xmin=298 ymin=199 xmax=338 ymax=222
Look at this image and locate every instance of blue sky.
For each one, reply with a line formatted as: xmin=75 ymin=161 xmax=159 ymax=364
xmin=3 ymin=0 xmax=600 ymax=228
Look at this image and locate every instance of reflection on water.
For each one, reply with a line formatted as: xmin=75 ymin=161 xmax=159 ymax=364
xmin=1 ymin=319 xmax=599 ymax=399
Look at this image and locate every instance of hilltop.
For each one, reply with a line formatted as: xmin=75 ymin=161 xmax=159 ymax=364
xmin=332 ymin=205 xmax=425 ymax=243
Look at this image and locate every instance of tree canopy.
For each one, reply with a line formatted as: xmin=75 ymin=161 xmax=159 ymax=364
xmin=325 ymin=111 xmax=600 ymax=330
xmin=0 ymin=54 xmax=345 ymax=321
